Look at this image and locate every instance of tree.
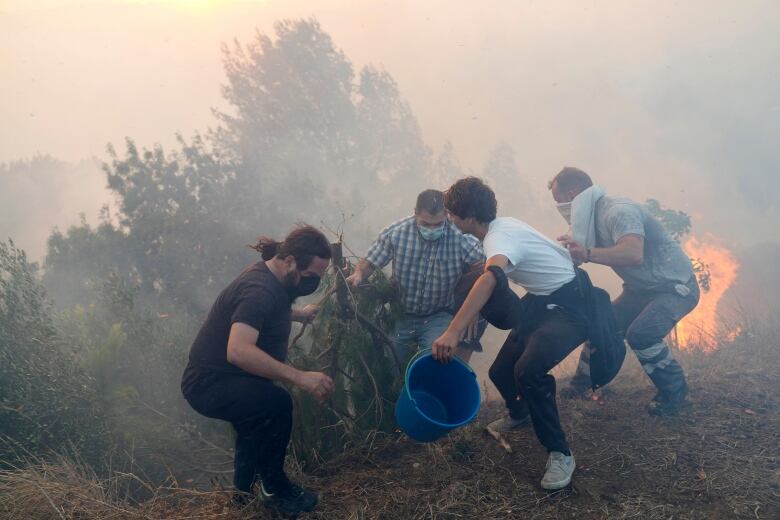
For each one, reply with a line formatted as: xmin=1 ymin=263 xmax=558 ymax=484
xmin=288 ymin=247 xmax=401 ymax=466
xmin=45 ymin=19 xmax=434 ymax=312
xmin=429 ymin=140 xmax=465 ymax=189
xmin=104 ymin=135 xmax=249 ymax=313
xmin=0 ymin=240 xmax=108 ymax=468
xmin=43 ymin=211 xmax=132 ymax=309
xmin=45 ymin=136 xmax=249 ymax=314
xmin=645 ymin=199 xmax=711 ymax=292
xmin=645 ymin=199 xmax=691 ymax=241
xmin=215 ymin=19 xmax=430 ymax=245
xmin=35 ymin=17 xmax=441 ymax=477
xmin=355 ymin=66 xmax=432 ymax=217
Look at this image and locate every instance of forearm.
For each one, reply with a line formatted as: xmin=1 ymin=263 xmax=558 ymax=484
xmin=356 ymin=259 xmax=377 ymax=279
xmin=447 ymin=272 xmax=496 ymax=336
xmin=589 ymin=245 xmax=642 ymax=267
xmin=227 ymin=343 xmax=303 ymax=387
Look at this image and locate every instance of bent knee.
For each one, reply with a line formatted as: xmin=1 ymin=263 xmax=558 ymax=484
xmin=625 ymin=328 xmax=664 ymax=350
xmin=488 ymin=363 xmax=503 ymax=385
xmin=513 ymin=361 xmax=544 ymax=389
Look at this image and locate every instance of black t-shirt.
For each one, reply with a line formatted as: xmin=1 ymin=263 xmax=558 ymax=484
xmin=187 ymin=261 xmax=292 ymax=375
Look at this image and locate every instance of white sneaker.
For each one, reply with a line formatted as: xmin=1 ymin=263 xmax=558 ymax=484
xmin=487 ymin=414 xmax=530 ymax=432
xmin=541 ymin=451 xmax=575 ymax=490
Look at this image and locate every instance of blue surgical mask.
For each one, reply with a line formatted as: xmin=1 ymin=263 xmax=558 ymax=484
xmin=418 ymin=223 xmax=445 ymax=241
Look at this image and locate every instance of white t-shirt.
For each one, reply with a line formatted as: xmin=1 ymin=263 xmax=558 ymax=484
xmin=483 ymin=217 xmax=575 ymax=296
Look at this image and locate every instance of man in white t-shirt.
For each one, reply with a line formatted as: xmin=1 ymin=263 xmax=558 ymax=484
xmin=432 ymin=177 xmax=591 ymax=491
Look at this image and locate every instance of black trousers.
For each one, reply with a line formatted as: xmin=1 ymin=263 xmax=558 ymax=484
xmin=182 ymin=367 xmax=293 ymax=495
xmin=485 ymin=279 xmax=589 ymax=455
xmin=572 ymin=276 xmax=699 ymax=395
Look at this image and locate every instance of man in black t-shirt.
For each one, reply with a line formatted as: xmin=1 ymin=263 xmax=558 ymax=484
xmin=182 ymin=225 xmax=334 ymax=517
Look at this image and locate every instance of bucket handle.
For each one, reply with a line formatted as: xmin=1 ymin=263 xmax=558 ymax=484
xmin=403 ymin=348 xmax=432 ymax=407
xmin=405 ymin=347 xmax=433 ymax=373
xmin=404 ymin=347 xmax=478 ymax=392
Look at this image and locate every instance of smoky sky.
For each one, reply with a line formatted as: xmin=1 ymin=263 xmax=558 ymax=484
xmin=2 ymin=0 xmax=778 ymax=257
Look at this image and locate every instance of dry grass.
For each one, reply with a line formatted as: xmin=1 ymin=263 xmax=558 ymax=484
xmin=0 ymin=457 xmax=251 ymax=519
xmin=1 ymin=323 xmax=778 ymax=519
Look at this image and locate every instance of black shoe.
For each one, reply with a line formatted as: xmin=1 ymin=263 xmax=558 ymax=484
xmin=260 ymin=477 xmax=318 ymax=518
xmin=648 ymin=384 xmax=689 ymax=416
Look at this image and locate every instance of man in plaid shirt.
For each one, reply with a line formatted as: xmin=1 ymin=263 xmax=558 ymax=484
xmin=347 ymin=189 xmax=485 ymax=362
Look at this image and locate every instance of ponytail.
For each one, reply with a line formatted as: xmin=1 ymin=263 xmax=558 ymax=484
xmin=250 ymin=236 xmax=282 ymax=261
xmin=251 ymin=225 xmax=331 ymax=268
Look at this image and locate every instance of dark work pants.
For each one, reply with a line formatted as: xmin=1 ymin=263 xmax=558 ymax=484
xmin=572 ymin=276 xmax=699 ymax=395
xmin=487 ymin=293 xmax=589 ymax=455
xmin=490 ymin=309 xmax=588 ymax=455
xmin=182 ymin=368 xmax=293 ymax=495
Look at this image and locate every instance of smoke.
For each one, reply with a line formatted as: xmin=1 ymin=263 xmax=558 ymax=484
xmin=0 ymin=156 xmax=110 ymax=261
xmin=2 ymin=2 xmax=778 ymax=488
xmin=1 ymin=0 xmax=778 ymax=263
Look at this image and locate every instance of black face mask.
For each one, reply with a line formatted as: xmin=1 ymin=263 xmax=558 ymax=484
xmin=287 ymin=274 xmax=321 ymax=300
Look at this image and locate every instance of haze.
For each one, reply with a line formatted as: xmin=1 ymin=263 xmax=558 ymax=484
xmin=2 ymin=0 xmax=778 ymax=259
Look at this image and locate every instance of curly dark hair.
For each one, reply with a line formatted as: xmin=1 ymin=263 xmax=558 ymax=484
xmin=444 ymin=177 xmax=497 ymax=223
xmin=251 ymin=225 xmax=331 ymax=269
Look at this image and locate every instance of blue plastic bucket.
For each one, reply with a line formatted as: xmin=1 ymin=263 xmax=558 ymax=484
xmin=395 ymin=350 xmax=481 ymax=442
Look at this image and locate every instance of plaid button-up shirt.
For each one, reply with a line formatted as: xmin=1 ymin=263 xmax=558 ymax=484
xmin=365 ymin=216 xmax=485 ymax=316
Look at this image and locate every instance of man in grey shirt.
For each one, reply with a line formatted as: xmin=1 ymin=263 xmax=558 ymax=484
xmin=549 ymin=167 xmax=699 ymax=416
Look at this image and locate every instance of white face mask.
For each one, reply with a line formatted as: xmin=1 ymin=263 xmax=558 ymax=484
xmin=556 ymin=202 xmax=572 ymax=224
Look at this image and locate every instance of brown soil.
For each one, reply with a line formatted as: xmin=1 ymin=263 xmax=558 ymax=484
xmin=2 ymin=331 xmax=778 ymax=519
xmin=263 ymin=331 xmax=779 ymax=519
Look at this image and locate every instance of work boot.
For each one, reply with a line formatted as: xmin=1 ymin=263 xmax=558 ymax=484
xmin=648 ymin=383 xmax=689 ymax=416
xmin=541 ymin=451 xmax=575 ymax=490
xmin=260 ymin=477 xmax=318 ymax=518
xmin=487 ymin=413 xmax=530 ymax=432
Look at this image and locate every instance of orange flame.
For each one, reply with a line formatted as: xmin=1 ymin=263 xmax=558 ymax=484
xmin=675 ymin=236 xmax=740 ymax=351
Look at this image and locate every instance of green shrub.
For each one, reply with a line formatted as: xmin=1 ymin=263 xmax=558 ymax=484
xmin=0 ymin=240 xmax=108 ymax=468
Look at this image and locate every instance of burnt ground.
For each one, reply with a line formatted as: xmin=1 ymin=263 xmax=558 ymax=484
xmin=267 ymin=328 xmax=778 ymax=519
xmin=1 ymin=329 xmax=778 ymax=519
